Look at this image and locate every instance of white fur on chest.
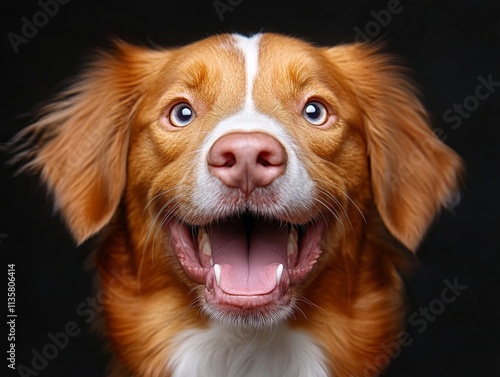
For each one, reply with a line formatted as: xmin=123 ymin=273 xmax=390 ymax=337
xmin=168 ymin=324 xmax=329 ymax=377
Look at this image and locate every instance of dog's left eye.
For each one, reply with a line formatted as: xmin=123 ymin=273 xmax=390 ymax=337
xmin=169 ymin=103 xmax=195 ymax=127
xmin=302 ymin=101 xmax=328 ymax=126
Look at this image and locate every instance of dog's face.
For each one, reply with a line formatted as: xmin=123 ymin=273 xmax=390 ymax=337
xmin=16 ymin=34 xmax=461 ymax=333
xmin=129 ymin=34 xmax=372 ymax=325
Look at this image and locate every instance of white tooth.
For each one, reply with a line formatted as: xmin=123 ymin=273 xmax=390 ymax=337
xmin=287 ymin=241 xmax=295 ymax=256
xmin=198 ymin=227 xmax=212 ymax=259
xmin=276 ymin=264 xmax=284 ymax=285
xmin=214 ymin=264 xmax=221 ymax=287
xmin=198 ymin=227 xmax=209 ymax=245
xmin=210 ymin=258 xmax=214 ymax=266
xmin=202 ymin=241 xmax=212 ymax=256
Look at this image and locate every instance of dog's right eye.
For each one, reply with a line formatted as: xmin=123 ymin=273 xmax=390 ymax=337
xmin=169 ymin=103 xmax=195 ymax=127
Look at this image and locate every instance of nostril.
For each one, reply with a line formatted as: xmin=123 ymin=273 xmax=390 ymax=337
xmin=257 ymin=153 xmax=272 ymax=167
xmin=221 ymin=153 xmax=236 ymax=168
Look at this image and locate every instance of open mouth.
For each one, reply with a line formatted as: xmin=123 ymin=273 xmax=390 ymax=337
xmin=167 ymin=212 xmax=325 ymax=316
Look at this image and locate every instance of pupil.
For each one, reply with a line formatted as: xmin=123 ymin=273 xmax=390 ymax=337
xmin=306 ymin=104 xmax=319 ymax=118
xmin=179 ymin=107 xmax=192 ymax=120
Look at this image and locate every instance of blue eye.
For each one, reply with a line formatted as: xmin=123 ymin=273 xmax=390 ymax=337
xmin=302 ymin=101 xmax=328 ymax=126
xmin=169 ymin=103 xmax=195 ymax=127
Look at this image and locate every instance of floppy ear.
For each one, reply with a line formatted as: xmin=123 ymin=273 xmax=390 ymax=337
xmin=10 ymin=42 xmax=165 ymax=244
xmin=324 ymin=44 xmax=463 ymax=251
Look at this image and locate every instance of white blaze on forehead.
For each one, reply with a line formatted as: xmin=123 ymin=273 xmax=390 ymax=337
xmin=232 ymin=34 xmax=262 ymax=111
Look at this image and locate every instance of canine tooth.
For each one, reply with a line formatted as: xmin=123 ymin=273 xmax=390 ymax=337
xmin=276 ymin=264 xmax=284 ymax=285
xmin=287 ymin=241 xmax=295 ymax=256
xmin=210 ymin=258 xmax=214 ymax=266
xmin=214 ymin=264 xmax=221 ymax=287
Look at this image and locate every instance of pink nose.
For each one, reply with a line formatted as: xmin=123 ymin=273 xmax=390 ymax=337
xmin=208 ymin=132 xmax=287 ymax=196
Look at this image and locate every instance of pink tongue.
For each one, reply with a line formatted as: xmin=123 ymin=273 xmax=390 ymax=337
xmin=208 ymin=218 xmax=288 ymax=295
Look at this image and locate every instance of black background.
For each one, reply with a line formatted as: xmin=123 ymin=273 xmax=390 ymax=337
xmin=1 ymin=0 xmax=499 ymax=376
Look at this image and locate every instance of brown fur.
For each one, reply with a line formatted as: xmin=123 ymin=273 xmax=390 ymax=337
xmin=11 ymin=33 xmax=462 ymax=377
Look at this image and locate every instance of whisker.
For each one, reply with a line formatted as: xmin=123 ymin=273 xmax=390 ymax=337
xmin=296 ymin=296 xmax=327 ymax=316
xmin=312 ymin=196 xmax=345 ymax=239
xmin=262 ymin=322 xmax=278 ymax=348
xmin=152 ymin=201 xmax=183 ymax=261
xmin=343 ymin=192 xmax=367 ymax=224
xmin=143 ymin=189 xmax=168 ymax=215
xmin=292 ymin=301 xmax=308 ymax=321
xmin=142 ymin=193 xmax=177 ymax=255
xmin=313 ymin=176 xmax=366 ymax=224
xmin=137 ymin=187 xmax=190 ymax=288
xmin=314 ymin=186 xmax=350 ymax=229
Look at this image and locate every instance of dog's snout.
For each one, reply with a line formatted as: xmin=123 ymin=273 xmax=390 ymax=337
xmin=208 ymin=132 xmax=287 ymax=196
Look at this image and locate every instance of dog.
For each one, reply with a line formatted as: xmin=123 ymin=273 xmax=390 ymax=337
xmin=12 ymin=33 xmax=462 ymax=377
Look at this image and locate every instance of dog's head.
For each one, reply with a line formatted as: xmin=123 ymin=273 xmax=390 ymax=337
xmin=14 ymin=33 xmax=462 ymax=328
